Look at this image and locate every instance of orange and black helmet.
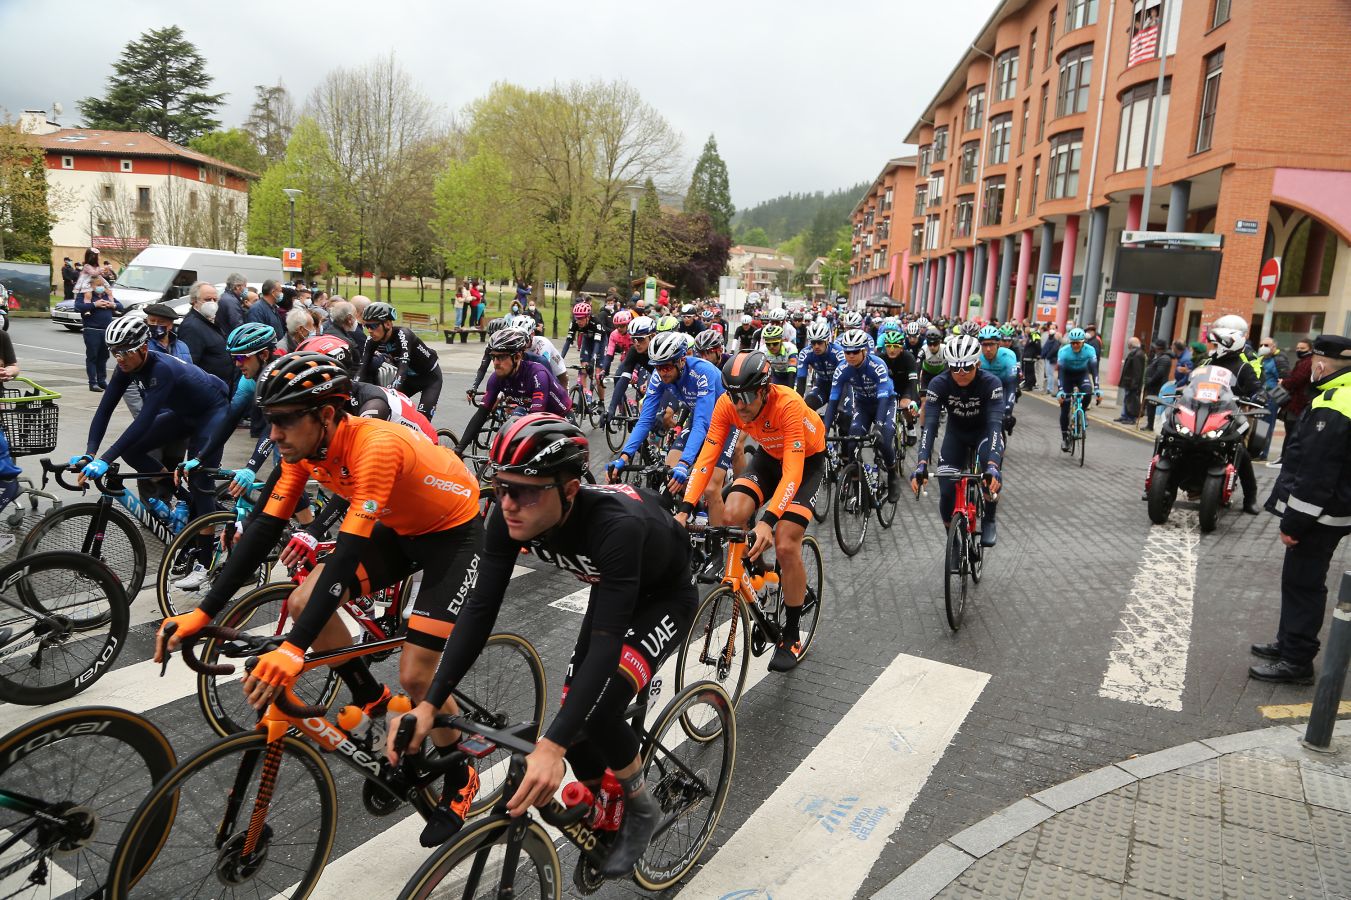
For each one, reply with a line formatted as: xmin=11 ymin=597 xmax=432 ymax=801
xmin=721 ymin=350 xmax=771 ymax=393
xmin=257 ymin=351 xmax=352 ymax=409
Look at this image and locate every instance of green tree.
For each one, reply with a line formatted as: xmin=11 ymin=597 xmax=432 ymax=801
xmin=79 ymin=26 xmax=225 ymax=144
xmin=246 ymin=118 xmax=344 ymax=278
xmin=684 ymin=134 xmax=734 ymax=237
xmin=0 ymin=127 xmax=56 ymax=262
xmin=244 ymin=83 xmax=296 ymax=165
xmin=740 ymin=226 xmax=771 ymax=248
xmin=805 ymin=206 xmax=841 ymax=259
xmin=189 ymin=129 xmax=265 ymax=175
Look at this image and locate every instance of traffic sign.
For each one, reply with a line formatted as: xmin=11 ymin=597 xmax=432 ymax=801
xmin=1258 ymin=258 xmax=1280 ymax=301
xmin=1121 ymin=231 xmax=1224 ymax=248
xmin=282 ymin=247 xmax=303 ymax=273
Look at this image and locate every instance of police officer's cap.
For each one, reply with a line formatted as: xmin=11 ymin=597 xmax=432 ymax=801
xmin=1312 ymin=335 xmax=1351 ymax=360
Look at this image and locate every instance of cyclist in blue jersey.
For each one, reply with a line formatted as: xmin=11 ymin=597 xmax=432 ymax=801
xmin=978 ymin=325 xmax=1020 ymax=433
xmin=1056 ymin=327 xmax=1102 ymax=452
xmin=796 ymin=320 xmax=846 ymax=409
xmin=607 ymin=332 xmax=733 ymax=522
xmin=824 ymin=329 xmax=901 ymax=502
xmin=911 ymin=334 xmax=1005 ymax=547
xmin=456 ymin=328 xmax=570 ymax=452
xmin=875 ymin=317 xmax=902 ymax=350
xmin=75 ymin=317 xmax=230 ymax=553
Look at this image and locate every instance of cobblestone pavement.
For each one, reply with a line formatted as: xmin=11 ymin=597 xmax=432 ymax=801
xmin=5 ymin=320 xmax=1350 ymax=899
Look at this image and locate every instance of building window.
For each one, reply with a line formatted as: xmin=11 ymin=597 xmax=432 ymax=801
xmin=120 ymin=159 xmax=133 ymax=173
xmin=1065 ymin=0 xmax=1098 ymax=32
xmin=1047 ymin=130 xmax=1083 ymax=199
xmin=988 ymin=115 xmax=1013 ymax=165
xmin=1116 ymin=78 xmax=1171 ymax=171
xmin=879 ymin=217 xmax=890 ymax=240
xmin=1013 ymin=167 xmax=1023 ymax=218
xmin=1038 ymin=85 xmax=1049 ymax=141
xmin=982 ymin=177 xmax=1006 ymax=226
xmin=137 ymin=186 xmax=151 ymax=212
xmin=933 ymin=127 xmax=949 ymax=162
xmin=198 ymin=166 xmax=207 ymax=181
xmin=1020 ymin=100 xmax=1030 ymax=154
xmin=101 ymin=183 xmax=113 ymax=200
xmin=136 ymin=220 xmax=152 ymax=240
xmin=1027 ymin=30 xmax=1038 ymax=86
xmin=1195 ymin=48 xmax=1223 ymax=152
xmin=911 ymin=224 xmax=924 ymax=254
xmin=60 ymin=155 xmax=73 ymax=169
xmin=189 ymin=191 xmax=198 ymax=210
xmin=959 ymin=141 xmax=980 ymax=184
xmin=914 ymin=184 xmax=928 ymax=216
xmin=1046 ymin=6 xmax=1057 ymax=66
xmin=883 ymin=187 xmax=893 ymax=210
xmin=924 ymin=215 xmax=941 ymax=250
xmin=1056 ymin=46 xmax=1093 ymax=116
xmin=1211 ymin=0 xmax=1230 ymax=27
xmin=95 ymin=217 xmax=111 ymax=236
xmin=995 ymin=50 xmax=1020 ymax=101
xmin=918 ymin=145 xmax=932 ymax=177
xmin=1128 ymin=0 xmax=1165 ymax=67
xmin=955 ymin=196 xmax=975 ymax=238
xmin=928 ymin=172 xmax=945 ymax=207
xmin=965 ymin=86 xmax=985 ymax=131
xmin=1031 ymin=158 xmax=1041 ymax=212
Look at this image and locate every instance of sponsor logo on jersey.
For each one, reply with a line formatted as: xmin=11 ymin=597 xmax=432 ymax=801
xmin=533 ymin=547 xmax=602 ymax=583
xmin=422 ymin=474 xmax=473 ymax=497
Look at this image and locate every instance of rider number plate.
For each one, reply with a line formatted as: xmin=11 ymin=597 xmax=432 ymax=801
xmin=1195 ymin=383 xmax=1221 ymax=402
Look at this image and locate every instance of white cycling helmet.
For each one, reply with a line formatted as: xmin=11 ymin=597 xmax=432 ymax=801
xmin=842 ymin=311 xmax=864 ymax=329
xmin=943 ymin=334 xmax=983 ymax=368
xmin=739 ymin=314 xmax=752 ymax=326
xmin=1208 ymin=314 xmax=1249 ymax=357
xmin=106 ymin=316 xmax=150 ymax=351
xmin=508 ymin=314 xmax=536 ymax=333
xmin=628 ymin=315 xmax=657 ymax=338
xmin=647 ymin=331 xmax=689 ymax=365
xmin=838 ymin=329 xmax=873 ymax=352
xmin=805 ymin=320 xmax=832 ymax=343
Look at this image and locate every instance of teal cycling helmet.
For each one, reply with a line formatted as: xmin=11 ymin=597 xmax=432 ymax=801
xmin=227 ymin=322 xmax=278 ymax=355
xmin=881 ymin=330 xmax=906 ymax=346
xmin=978 ymin=325 xmax=1001 ymax=341
xmin=1067 ymin=327 xmax=1088 ymax=342
xmin=1000 ymin=324 xmax=1015 ymax=338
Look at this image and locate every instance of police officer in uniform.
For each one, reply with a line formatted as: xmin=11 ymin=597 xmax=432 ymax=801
xmin=1250 ymin=334 xmax=1351 ymax=684
xmin=1197 ymin=314 xmax=1265 ymax=514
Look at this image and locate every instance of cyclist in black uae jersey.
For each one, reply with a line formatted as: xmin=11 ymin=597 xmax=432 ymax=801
xmin=392 ymin=414 xmax=695 ymax=879
xmin=357 ymin=301 xmax=443 ymax=417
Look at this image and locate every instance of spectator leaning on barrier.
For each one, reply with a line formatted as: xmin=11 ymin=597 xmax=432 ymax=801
xmin=177 ymin=282 xmax=233 ymax=386
xmin=1252 ymin=334 xmax=1351 ymax=685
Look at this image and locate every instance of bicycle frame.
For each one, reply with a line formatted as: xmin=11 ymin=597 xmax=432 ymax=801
xmin=1069 ymin=391 xmax=1088 ymax=437
xmin=698 ymin=529 xmax=784 ymax=666
xmin=41 ymin=459 xmax=182 ymax=548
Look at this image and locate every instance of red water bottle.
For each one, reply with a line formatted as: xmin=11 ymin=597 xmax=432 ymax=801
xmin=594 ymin=771 xmax=625 ymax=832
xmin=561 ymin=781 xmax=598 ymax=826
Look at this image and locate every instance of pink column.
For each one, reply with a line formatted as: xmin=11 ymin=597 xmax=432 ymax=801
xmin=926 ymin=260 xmax=939 ymax=316
xmin=1012 ymin=229 xmax=1033 ymax=322
xmin=982 ymin=240 xmax=999 ymax=321
xmin=1055 ymin=215 xmax=1080 ymax=331
xmin=891 ymin=251 xmax=906 ymax=303
xmin=960 ymin=248 xmax=974 ymax=314
xmin=1107 ymin=195 xmax=1143 ymax=386
xmin=898 ymin=250 xmax=911 ymax=306
xmin=942 ymin=254 xmax=957 ymax=318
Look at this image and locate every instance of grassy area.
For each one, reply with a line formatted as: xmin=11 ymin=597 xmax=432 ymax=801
xmin=329 ymin=278 xmax=576 ymax=339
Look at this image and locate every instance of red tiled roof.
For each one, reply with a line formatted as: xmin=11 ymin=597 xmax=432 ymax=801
xmin=33 ymin=129 xmax=259 ymax=179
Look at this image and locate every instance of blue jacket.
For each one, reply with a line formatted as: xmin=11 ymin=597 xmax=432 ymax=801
xmin=246 ymin=299 xmax=287 ymax=342
xmin=87 ymin=351 xmax=228 ymax=462
xmin=824 ymin=353 xmax=895 ymax=426
xmin=623 ymin=356 xmax=724 ymax=467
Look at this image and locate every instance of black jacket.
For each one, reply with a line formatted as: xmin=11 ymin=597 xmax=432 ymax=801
xmin=176 ymin=308 xmax=234 ymax=385
xmin=1144 ymin=351 xmax=1173 ymax=391
xmin=1120 ymin=347 xmax=1147 ymax=390
xmin=1265 ymin=369 xmax=1351 ymax=538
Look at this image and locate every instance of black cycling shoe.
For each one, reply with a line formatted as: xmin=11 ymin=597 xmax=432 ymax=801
xmin=419 ymin=765 xmax=479 ymax=848
xmin=980 ymin=520 xmax=997 ymax=547
xmin=1242 ymin=501 xmax=1261 ymax=515
xmin=768 ymin=630 xmax=803 ymax=673
xmin=887 ymin=469 xmax=901 ymax=504
xmin=600 ymin=785 xmax=662 ymax=877
xmin=1250 ymin=641 xmax=1281 ymax=661
xmin=696 ymin=543 xmax=725 ymax=584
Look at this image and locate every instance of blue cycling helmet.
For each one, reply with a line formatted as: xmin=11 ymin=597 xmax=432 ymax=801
xmin=227 ymin=322 xmax=278 ymax=355
xmin=1067 ymin=327 xmax=1088 ymax=342
xmin=978 ymin=325 xmax=1001 ymax=341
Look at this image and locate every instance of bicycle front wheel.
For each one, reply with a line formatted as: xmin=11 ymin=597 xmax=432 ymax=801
xmin=1077 ymin=411 xmax=1088 ymax=468
xmin=20 ymin=502 xmax=146 ymax=621
xmin=811 ymin=457 xmax=833 ymax=523
xmin=943 ymin=516 xmax=969 ymax=631
xmin=396 ymin=815 xmax=560 ymax=900
xmin=767 ymin=534 xmax=824 ymax=661
xmin=197 ymin=583 xmax=341 ymax=738
xmin=604 ymin=411 xmax=628 ymax=453
xmin=635 ymin=681 xmax=736 ymax=891
xmin=436 ymin=427 xmax=461 ymax=451
xmin=833 ymin=461 xmax=868 ymax=556
xmin=0 ymin=551 xmax=128 ymax=705
xmin=675 ymin=585 xmax=749 ymax=740
xmin=110 ymin=732 xmax=338 ymax=900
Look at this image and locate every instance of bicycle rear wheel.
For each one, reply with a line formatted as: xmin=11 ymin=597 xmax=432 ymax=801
xmin=197 ymin=583 xmax=342 ymax=738
xmin=395 ymin=816 xmax=560 ymax=900
xmin=20 ymin=502 xmax=146 ymax=621
xmin=675 ymin=585 xmax=749 ymax=740
xmin=767 ymin=535 xmax=824 ymax=661
xmin=0 ymin=706 xmax=176 ymax=897
xmin=833 ymin=461 xmax=868 ymax=556
xmin=110 ymin=732 xmax=338 ymax=899
xmin=0 ymin=551 xmax=128 ymax=704
xmin=635 ymin=681 xmax=736 ymax=891
xmin=943 ymin=516 xmax=969 ymax=631
xmin=876 ymin=451 xmax=899 ymax=529
xmin=436 ymin=427 xmax=461 ymax=451
xmin=157 ymin=509 xmax=279 ymax=618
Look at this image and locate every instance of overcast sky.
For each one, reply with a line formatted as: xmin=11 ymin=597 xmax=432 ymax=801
xmin=2 ymin=0 xmax=993 ymax=209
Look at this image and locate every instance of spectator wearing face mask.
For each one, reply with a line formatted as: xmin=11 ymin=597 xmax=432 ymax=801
xmin=284 ymin=307 xmax=314 ymax=352
xmin=1270 ymin=337 xmax=1315 ymax=466
xmin=1254 ymin=337 xmax=1292 ymax=461
xmin=75 ymin=275 xmax=123 ymax=391
xmin=177 ymin=282 xmax=233 ymax=386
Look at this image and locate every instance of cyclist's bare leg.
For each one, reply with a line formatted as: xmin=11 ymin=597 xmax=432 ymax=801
xmin=400 ymin=642 xmax=462 ymax=747
xmin=722 ymin=491 xmax=755 ymax=528
xmin=705 ymin=468 xmax=727 ymax=525
xmin=774 ymin=519 xmax=807 ymax=609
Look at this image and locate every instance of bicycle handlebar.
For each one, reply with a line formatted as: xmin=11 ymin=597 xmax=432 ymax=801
xmin=685 ymin=522 xmax=754 ymax=542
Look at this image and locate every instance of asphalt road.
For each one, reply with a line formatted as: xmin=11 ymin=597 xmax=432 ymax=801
xmin=3 ymin=316 xmax=1349 ymax=899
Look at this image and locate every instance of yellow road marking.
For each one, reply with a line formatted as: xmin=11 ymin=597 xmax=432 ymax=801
xmin=1259 ymin=700 xmax=1351 ymax=720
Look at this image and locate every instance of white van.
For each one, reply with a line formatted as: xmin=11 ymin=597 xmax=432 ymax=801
xmin=51 ymin=246 xmax=283 ymax=328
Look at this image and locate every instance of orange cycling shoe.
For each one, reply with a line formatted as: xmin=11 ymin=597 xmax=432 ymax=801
xmin=420 ymin=764 xmax=479 ymax=847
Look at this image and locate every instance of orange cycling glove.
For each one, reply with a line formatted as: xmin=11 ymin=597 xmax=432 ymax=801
xmin=251 ymin=641 xmax=306 ymax=688
xmin=159 ymin=608 xmax=211 ymax=642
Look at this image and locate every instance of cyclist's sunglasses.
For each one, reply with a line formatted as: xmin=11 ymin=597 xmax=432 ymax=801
xmin=728 ymin=389 xmax=762 ymax=405
xmin=111 ymin=346 xmax=144 ymax=359
xmin=489 ymin=352 xmax=515 ymax=363
xmin=492 ymin=477 xmax=553 ymax=507
xmin=950 ymin=363 xmax=978 ymax=373
xmin=264 ymin=408 xmax=317 ymax=429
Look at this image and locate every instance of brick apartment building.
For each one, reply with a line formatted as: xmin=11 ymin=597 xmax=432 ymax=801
xmin=848 ymin=157 xmax=917 ymax=303
xmin=849 ymin=0 xmax=1351 ymax=381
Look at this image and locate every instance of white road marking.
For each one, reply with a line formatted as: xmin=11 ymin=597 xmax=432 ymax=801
xmin=1098 ymin=510 xmax=1199 ymax=711
xmin=12 ymin=342 xmax=86 ymax=358
xmin=681 ymin=652 xmax=989 ymax=900
xmin=549 ymin=587 xmax=589 ymax=614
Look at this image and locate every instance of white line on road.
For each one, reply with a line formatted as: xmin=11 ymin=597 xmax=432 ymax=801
xmin=681 ymin=653 xmax=989 ymax=900
xmin=12 ymin=342 xmax=86 ymax=358
xmin=1098 ymin=510 xmax=1199 ymax=711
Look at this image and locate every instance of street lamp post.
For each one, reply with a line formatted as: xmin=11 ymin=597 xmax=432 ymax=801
xmin=282 ymin=188 xmax=303 ymax=249
xmin=357 ymin=196 xmax=366 ymax=297
xmin=625 ymin=185 xmax=642 ymax=289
